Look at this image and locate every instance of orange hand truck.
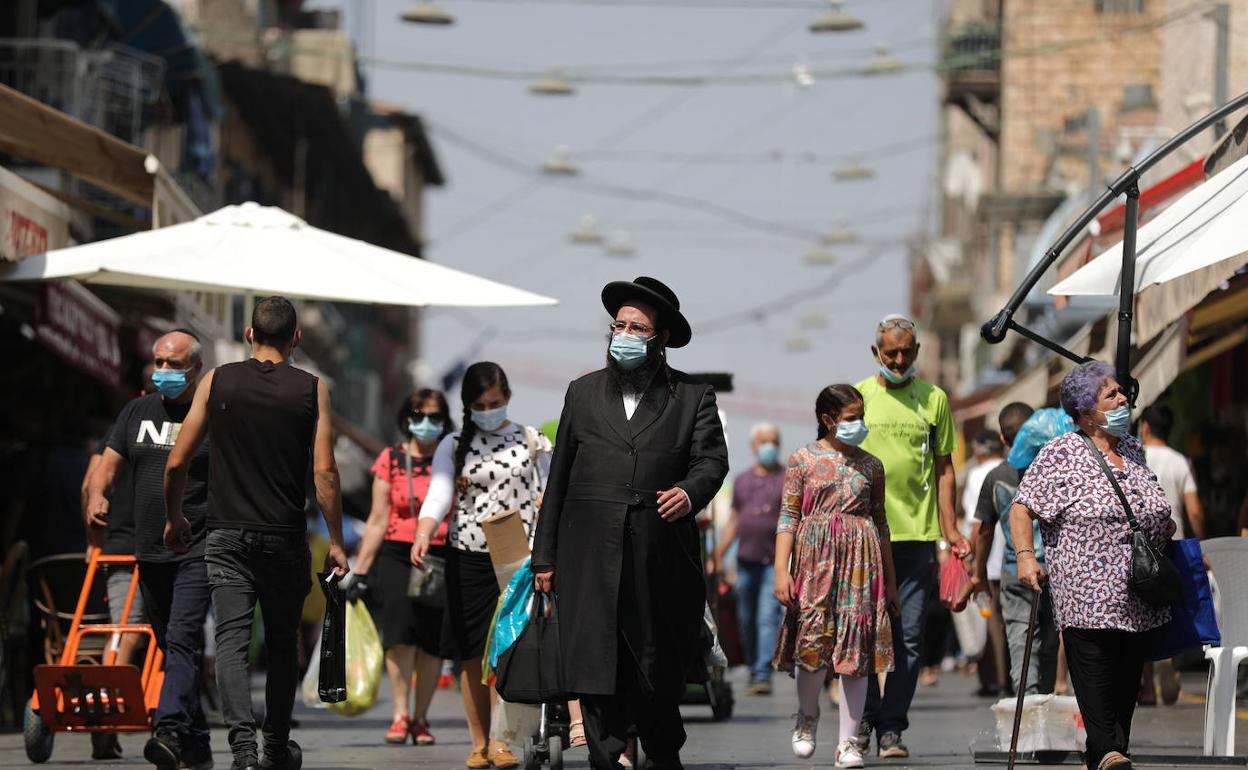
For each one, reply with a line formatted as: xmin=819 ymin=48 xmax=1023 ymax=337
xmin=23 ymin=549 xmax=165 ymax=763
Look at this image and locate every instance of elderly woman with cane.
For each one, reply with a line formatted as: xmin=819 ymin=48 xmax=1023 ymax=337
xmin=1008 ymin=362 xmax=1175 ymax=770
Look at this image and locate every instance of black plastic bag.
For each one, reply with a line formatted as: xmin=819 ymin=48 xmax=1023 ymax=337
xmin=317 ymin=571 xmax=347 ymax=703
xmin=494 ymin=592 xmax=567 ymax=704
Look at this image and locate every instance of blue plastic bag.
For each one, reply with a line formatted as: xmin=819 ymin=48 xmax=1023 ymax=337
xmin=1147 ymin=538 xmax=1221 ymax=661
xmin=1007 ymin=408 xmax=1075 ymax=470
xmin=488 ymin=559 xmax=535 ymax=673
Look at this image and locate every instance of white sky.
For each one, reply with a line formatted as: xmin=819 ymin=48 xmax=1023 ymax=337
xmin=309 ymin=0 xmax=940 ymax=472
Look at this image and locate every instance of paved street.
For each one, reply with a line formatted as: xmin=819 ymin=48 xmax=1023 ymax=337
xmin=1 ymin=668 xmax=1234 ymax=770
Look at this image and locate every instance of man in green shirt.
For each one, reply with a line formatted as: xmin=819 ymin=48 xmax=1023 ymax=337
xmin=854 ymin=314 xmax=966 ymax=760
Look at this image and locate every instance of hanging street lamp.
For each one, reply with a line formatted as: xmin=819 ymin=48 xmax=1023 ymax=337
xmin=809 ymin=0 xmax=864 ymax=33
xmin=832 ymin=161 xmax=874 ymax=181
xmin=530 ymin=69 xmax=576 ymax=96
xmin=401 ymin=1 xmax=454 ymax=25
xmin=568 ymin=215 xmax=604 ymax=244
xmin=541 ymin=145 xmax=580 ymax=176
xmin=862 ymin=44 xmax=904 ymax=75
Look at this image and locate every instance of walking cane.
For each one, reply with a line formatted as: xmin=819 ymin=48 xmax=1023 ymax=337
xmin=1007 ymin=587 xmax=1043 ymax=770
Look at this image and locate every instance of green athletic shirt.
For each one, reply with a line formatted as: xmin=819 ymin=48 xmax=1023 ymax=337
xmin=854 ymin=375 xmax=957 ymax=542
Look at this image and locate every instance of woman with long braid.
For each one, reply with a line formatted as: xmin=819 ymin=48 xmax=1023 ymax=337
xmin=413 ymin=362 xmax=552 ymax=769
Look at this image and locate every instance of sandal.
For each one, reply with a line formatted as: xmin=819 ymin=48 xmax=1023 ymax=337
xmin=568 ymin=720 xmax=586 ymax=749
xmin=410 ymin=718 xmax=435 ymax=746
xmin=385 ymin=716 xmax=411 ymax=744
xmin=489 ymin=746 xmax=520 ymax=769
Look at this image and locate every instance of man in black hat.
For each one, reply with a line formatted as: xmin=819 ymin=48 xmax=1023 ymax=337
xmin=533 ymin=277 xmax=729 ymax=770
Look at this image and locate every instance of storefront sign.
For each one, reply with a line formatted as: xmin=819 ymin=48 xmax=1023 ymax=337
xmin=35 ymin=280 xmax=121 ymax=388
xmin=0 ymin=165 xmax=69 ymax=262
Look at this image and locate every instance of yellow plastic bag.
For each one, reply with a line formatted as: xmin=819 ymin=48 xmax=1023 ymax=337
xmin=326 ymin=599 xmax=383 ymax=717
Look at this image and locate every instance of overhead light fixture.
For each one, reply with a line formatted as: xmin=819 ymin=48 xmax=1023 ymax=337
xmin=804 ymin=249 xmax=839 ymax=266
xmin=568 ymin=215 xmax=603 ymax=244
xmin=792 ymin=60 xmax=815 ymax=89
xmin=809 ymin=0 xmax=864 ymax=33
xmin=863 ymin=44 xmax=904 ymax=76
xmin=540 ymin=145 xmax=579 ymax=176
xmin=530 ymin=69 xmax=576 ymax=96
xmin=832 ymin=161 xmax=874 ymax=181
xmin=799 ymin=311 xmax=828 ymax=329
xmin=401 ymin=1 xmax=454 ymax=25
xmin=785 ymin=336 xmax=813 ymax=353
xmin=605 ymin=232 xmax=636 ymax=258
xmin=820 ymin=225 xmax=858 ymax=245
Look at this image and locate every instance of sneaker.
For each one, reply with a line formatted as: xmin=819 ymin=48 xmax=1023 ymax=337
xmin=877 ymin=732 xmax=909 ymax=759
xmin=791 ymin=712 xmax=818 ymax=758
xmin=180 ymin=740 xmax=214 ymax=770
xmin=258 ymin=740 xmax=301 ymax=770
xmin=852 ymin=721 xmax=872 ymax=752
xmin=835 ymin=740 xmax=865 ymax=769
xmin=145 ymin=731 xmax=182 ymax=770
xmin=746 ymin=680 xmax=773 ymax=696
xmin=92 ymin=732 xmax=124 ymax=760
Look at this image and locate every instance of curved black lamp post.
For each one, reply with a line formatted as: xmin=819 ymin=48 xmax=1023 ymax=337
xmin=980 ymin=91 xmax=1248 ymax=405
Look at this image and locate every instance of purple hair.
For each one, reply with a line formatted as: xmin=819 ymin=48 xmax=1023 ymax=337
xmin=1059 ymin=361 xmax=1117 ymax=421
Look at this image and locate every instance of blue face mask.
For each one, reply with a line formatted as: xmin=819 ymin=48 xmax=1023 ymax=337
xmin=151 ymin=369 xmax=189 ymax=399
xmin=1098 ymin=406 xmax=1132 ymax=437
xmin=609 ymin=332 xmax=650 ymax=370
xmin=836 ymin=419 xmax=870 ymax=447
xmin=471 ymin=406 xmax=508 ymax=432
xmin=756 ymin=443 xmax=779 ymax=466
xmin=408 ymin=417 xmax=443 ymax=443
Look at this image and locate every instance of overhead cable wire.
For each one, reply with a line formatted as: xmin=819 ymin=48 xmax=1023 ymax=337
xmin=191 ymin=2 xmax=1211 ymax=88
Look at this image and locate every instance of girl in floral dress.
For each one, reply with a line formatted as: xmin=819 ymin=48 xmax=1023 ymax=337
xmin=773 ymin=384 xmax=899 ymax=769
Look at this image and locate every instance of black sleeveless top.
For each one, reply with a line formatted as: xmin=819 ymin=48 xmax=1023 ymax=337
xmin=207 ymin=359 xmax=318 ymax=533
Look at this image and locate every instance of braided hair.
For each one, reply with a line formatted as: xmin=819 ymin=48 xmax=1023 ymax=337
xmin=814 ymin=384 xmax=863 ymax=440
xmin=453 ymin=362 xmax=511 ymax=493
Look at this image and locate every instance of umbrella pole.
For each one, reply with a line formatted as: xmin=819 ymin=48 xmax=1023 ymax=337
xmin=242 ymin=292 xmax=254 ymax=361
xmin=1115 ymin=183 xmax=1140 ymax=406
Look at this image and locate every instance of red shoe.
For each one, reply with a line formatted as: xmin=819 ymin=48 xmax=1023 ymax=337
xmin=410 ymin=718 xmax=436 ymax=746
xmin=386 ymin=716 xmax=411 ymax=744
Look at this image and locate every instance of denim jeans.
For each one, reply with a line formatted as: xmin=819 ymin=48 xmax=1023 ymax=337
xmin=735 ymin=560 xmax=783 ymax=683
xmin=205 ymin=529 xmax=310 ymax=762
xmin=139 ymin=559 xmax=211 ymax=747
xmin=863 ymin=540 xmax=936 ymax=736
xmin=999 ymin=572 xmax=1058 ymax=695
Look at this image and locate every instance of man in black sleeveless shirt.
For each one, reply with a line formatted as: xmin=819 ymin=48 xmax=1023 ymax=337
xmin=165 ymin=297 xmax=348 ymax=770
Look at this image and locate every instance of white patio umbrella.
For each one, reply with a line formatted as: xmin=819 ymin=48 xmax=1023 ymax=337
xmin=0 ymin=202 xmax=558 ymax=308
xmin=1049 ymin=151 xmax=1248 ymax=343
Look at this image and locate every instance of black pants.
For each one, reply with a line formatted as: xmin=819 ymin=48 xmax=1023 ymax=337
xmin=139 ymin=558 xmax=211 ymax=748
xmin=1063 ymin=627 xmax=1147 ymax=769
xmin=580 ymin=632 xmax=685 ymax=770
xmin=205 ymin=529 xmax=310 ymax=762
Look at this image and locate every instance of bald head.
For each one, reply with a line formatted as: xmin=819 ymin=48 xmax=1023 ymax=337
xmin=153 ymin=330 xmax=202 ymax=367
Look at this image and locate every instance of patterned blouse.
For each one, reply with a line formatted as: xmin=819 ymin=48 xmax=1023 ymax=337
xmin=1014 ymin=432 xmax=1172 ymax=632
xmin=421 ymin=424 xmax=553 ymax=554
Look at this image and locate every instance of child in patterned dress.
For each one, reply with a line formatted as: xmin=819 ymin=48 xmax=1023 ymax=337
xmin=773 ymin=384 xmax=900 ymax=769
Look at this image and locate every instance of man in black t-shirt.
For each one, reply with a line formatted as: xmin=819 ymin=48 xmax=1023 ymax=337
xmin=165 ymin=296 xmax=348 ymax=770
xmin=87 ymin=330 xmax=213 ymax=770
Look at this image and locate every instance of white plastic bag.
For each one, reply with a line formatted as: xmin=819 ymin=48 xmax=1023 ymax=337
xmin=301 ymin=636 xmax=327 ymax=709
xmin=991 ymin=695 xmax=1086 ymax=752
xmin=951 ymin=603 xmax=987 ymax=660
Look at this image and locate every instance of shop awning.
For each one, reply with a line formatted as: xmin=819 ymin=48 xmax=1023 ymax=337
xmin=1050 ymin=151 xmax=1248 ymax=344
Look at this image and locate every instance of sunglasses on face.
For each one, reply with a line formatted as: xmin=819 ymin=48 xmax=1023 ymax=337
xmin=411 ymin=412 xmax=446 ymax=424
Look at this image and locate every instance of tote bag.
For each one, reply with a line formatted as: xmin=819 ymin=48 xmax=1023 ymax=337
xmin=1147 ymin=538 xmax=1220 ymax=661
xmin=494 ymin=592 xmax=567 ymax=704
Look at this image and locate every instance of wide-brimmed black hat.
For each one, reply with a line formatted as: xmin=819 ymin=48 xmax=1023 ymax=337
xmin=601 ymin=276 xmax=692 ymax=348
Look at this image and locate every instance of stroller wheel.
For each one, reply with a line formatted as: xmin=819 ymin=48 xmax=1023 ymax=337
xmin=549 ymin=735 xmax=563 ymax=770
xmin=23 ymin=699 xmax=54 ymax=763
xmin=523 ymin=736 xmax=540 ymax=770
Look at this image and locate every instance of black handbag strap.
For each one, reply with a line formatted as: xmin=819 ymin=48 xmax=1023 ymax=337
xmin=1078 ymin=433 xmax=1141 ymax=533
xmin=402 ymin=445 xmax=417 ymax=519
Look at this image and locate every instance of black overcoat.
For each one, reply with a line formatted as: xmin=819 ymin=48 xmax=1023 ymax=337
xmin=532 ymin=367 xmax=729 ymax=699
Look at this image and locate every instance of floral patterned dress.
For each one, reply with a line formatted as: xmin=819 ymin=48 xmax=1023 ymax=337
xmin=1014 ymin=432 xmax=1172 ymax=632
xmin=772 ymin=442 xmax=894 ymax=677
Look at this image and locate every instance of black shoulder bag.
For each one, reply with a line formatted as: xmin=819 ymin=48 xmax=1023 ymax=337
xmin=403 ymin=448 xmax=447 ymax=607
xmin=1079 ymin=434 xmax=1180 ymax=608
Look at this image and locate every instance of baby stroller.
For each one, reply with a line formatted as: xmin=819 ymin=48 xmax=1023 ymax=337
xmin=681 ymin=507 xmax=734 ymax=722
xmin=521 ymin=700 xmax=570 ymax=770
